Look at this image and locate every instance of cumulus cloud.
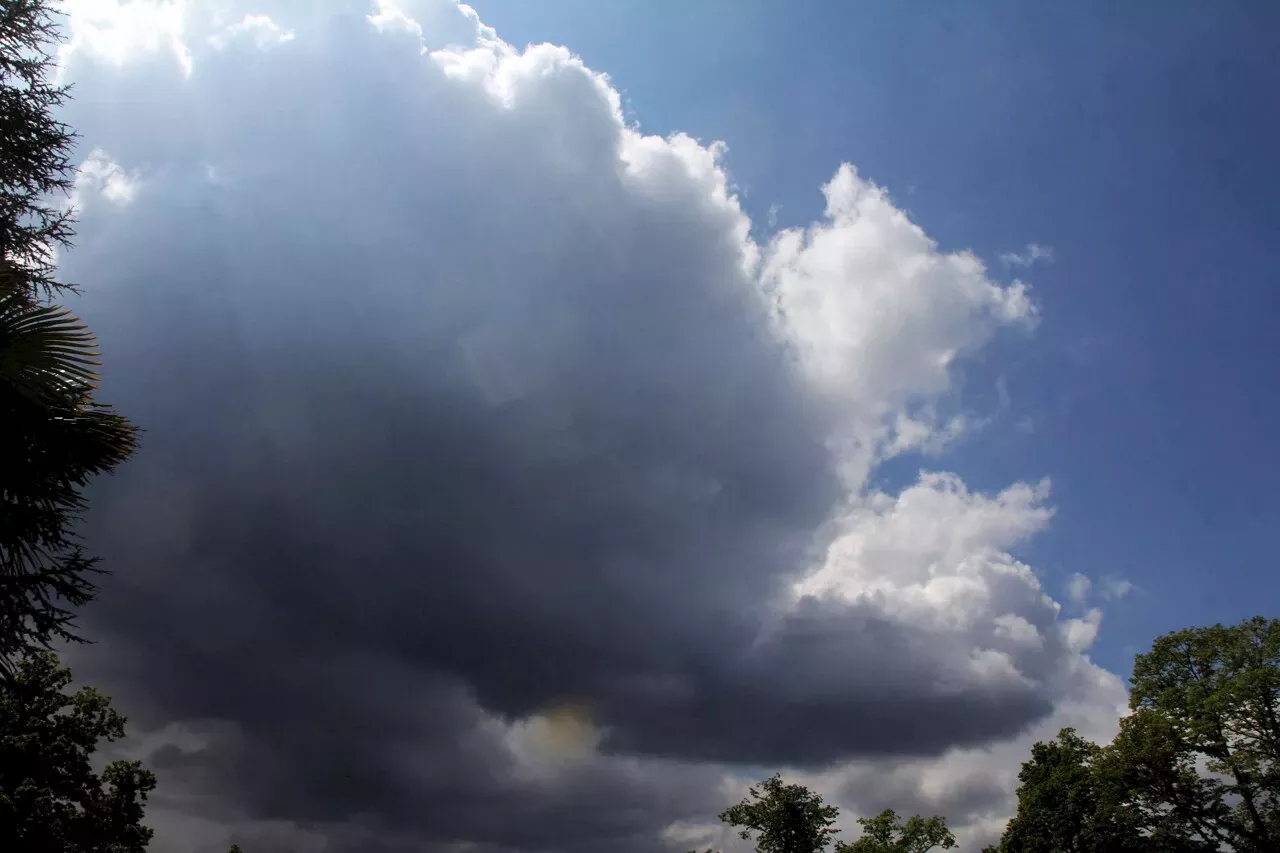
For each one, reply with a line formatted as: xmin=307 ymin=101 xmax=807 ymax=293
xmin=766 ymin=166 xmax=1034 ymax=482
xmin=52 ymin=1 xmax=1124 ymax=850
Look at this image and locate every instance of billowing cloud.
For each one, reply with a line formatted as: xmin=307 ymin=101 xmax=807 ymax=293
xmin=53 ymin=1 xmax=1125 ymax=850
xmin=764 ymin=165 xmax=1034 ymax=485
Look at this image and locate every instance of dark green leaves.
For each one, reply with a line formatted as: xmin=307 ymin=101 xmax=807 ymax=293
xmin=0 ymin=652 xmax=156 ymax=851
xmin=990 ymin=727 xmax=1152 ymax=853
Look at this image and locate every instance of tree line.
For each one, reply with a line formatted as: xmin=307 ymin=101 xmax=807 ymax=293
xmin=2 ymin=0 xmax=150 ymax=849
xmin=1 ymin=2 xmax=1276 ymax=851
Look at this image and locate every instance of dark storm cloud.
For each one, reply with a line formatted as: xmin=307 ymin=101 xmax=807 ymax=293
xmin=104 ymin=658 xmax=728 ymax=853
xmin=54 ymin=3 xmax=1060 ymax=849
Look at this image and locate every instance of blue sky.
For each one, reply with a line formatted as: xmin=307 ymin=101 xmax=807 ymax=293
xmin=479 ymin=0 xmax=1280 ymax=675
xmin=54 ymin=1 xmax=1279 ymax=850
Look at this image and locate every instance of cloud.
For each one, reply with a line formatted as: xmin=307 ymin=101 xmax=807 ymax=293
xmin=766 ymin=165 xmax=1034 ymax=483
xmin=998 ymin=242 xmax=1054 ymax=268
xmin=1099 ymin=576 xmax=1135 ymax=601
xmin=1065 ymin=572 xmax=1093 ymax=605
xmin=57 ymin=0 xmax=193 ymax=77
xmin=53 ymin=1 xmax=1119 ymax=850
xmin=74 ymin=149 xmax=140 ymax=208
xmin=208 ymin=14 xmax=295 ymax=50
xmin=1064 ymin=573 xmax=1134 ymax=606
xmin=812 ymin=651 xmax=1128 ymax=850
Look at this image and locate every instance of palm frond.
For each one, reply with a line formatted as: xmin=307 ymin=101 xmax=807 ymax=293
xmin=0 ymin=284 xmax=101 ymax=404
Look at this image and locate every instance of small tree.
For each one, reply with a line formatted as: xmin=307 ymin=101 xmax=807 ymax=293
xmin=0 ymin=651 xmax=156 ymax=851
xmin=718 ymin=774 xmax=843 ymax=853
xmin=708 ymin=775 xmax=956 ymax=853
xmin=841 ymin=808 xmax=955 ymax=853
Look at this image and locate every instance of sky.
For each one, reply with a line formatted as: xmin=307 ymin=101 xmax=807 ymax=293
xmin=49 ymin=1 xmax=1280 ymax=851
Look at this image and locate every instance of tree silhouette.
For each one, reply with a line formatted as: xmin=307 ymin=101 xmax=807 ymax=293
xmin=0 ymin=0 xmax=138 ymax=669
xmin=0 ymin=652 xmax=155 ymax=850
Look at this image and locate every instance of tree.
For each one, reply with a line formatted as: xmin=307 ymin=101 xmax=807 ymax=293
xmin=706 ymin=775 xmax=955 ymax=853
xmin=988 ymin=616 xmax=1280 ymax=853
xmin=0 ymin=0 xmax=138 ymax=668
xmin=0 ymin=0 xmax=77 ymax=295
xmin=985 ymin=727 xmax=1150 ymax=853
xmin=1120 ymin=616 xmax=1280 ymax=851
xmin=1092 ymin=710 xmax=1227 ymax=852
xmin=840 ymin=808 xmax=955 ymax=853
xmin=0 ymin=651 xmax=155 ymax=851
xmin=717 ymin=774 xmax=844 ymax=853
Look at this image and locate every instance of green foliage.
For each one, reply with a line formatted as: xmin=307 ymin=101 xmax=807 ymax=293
xmin=986 ymin=727 xmax=1151 ymax=853
xmin=703 ymin=775 xmax=954 ymax=853
xmin=0 ymin=0 xmax=138 ymax=669
xmin=0 ymin=651 xmax=155 ymax=851
xmin=718 ymin=774 xmax=844 ymax=853
xmin=989 ymin=616 xmax=1280 ymax=853
xmin=839 ymin=808 xmax=955 ymax=853
xmin=1122 ymin=616 xmax=1280 ymax=851
xmin=1092 ymin=710 xmax=1226 ymax=852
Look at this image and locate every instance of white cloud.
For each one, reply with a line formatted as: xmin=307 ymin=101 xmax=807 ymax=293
xmin=1065 ymin=572 xmax=1092 ymax=605
xmin=765 ymin=166 xmax=1034 ymax=483
xmin=1062 ymin=608 xmax=1103 ymax=653
xmin=73 ymin=150 xmax=140 ymax=209
xmin=208 ymin=13 xmax=295 ymax=49
xmin=1065 ymin=573 xmax=1134 ymax=606
xmin=796 ymin=474 xmax=1055 ymax=628
xmin=54 ymin=1 xmax=1124 ymax=850
xmin=367 ymin=0 xmax=425 ymax=37
xmin=1100 ymin=576 xmax=1135 ymax=601
xmin=999 ymin=242 xmax=1054 ymax=268
xmin=57 ymin=0 xmax=192 ymax=77
xmin=884 ymin=409 xmax=982 ymax=458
